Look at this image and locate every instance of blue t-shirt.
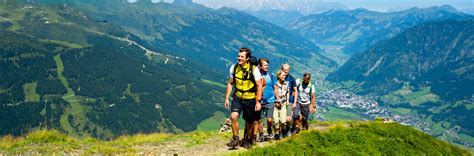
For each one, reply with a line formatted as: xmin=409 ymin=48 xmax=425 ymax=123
xmin=262 ymin=71 xmax=276 ymax=104
xmin=285 ymin=74 xmax=297 ymax=103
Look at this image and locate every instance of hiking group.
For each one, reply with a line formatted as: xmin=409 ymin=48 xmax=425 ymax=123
xmin=224 ymin=47 xmax=316 ymax=149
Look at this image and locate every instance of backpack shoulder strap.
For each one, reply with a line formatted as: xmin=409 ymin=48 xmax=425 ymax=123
xmin=270 ymin=73 xmax=274 ymax=85
xmin=249 ymin=64 xmax=256 ymax=83
xmin=232 ymin=64 xmax=238 ymax=82
xmin=297 ymin=82 xmax=301 ymax=92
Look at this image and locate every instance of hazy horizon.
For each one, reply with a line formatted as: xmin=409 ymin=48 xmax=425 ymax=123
xmin=127 ymin=0 xmax=474 ymax=14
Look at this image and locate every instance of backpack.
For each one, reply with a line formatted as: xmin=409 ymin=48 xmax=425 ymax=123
xmin=276 ymin=80 xmax=289 ymax=102
xmin=234 ymin=55 xmax=263 ymax=86
xmin=249 ymin=56 xmax=258 ymax=66
xmin=232 ymin=63 xmax=257 ymax=99
xmin=297 ymin=82 xmax=313 ymax=100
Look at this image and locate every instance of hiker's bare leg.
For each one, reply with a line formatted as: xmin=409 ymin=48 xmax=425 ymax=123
xmin=245 ymin=122 xmax=252 ymax=140
xmin=293 ymin=117 xmax=301 ymax=130
xmin=274 ymin=123 xmax=280 ymax=136
xmin=286 ymin=116 xmax=292 ymax=132
xmin=266 ymin=118 xmax=273 ymax=134
xmin=298 ymin=115 xmax=303 ymax=128
xmin=302 ymin=119 xmax=308 ymax=130
xmin=252 ymin=121 xmax=259 ymax=141
xmin=231 ymin=112 xmax=239 ymax=136
xmin=258 ymin=119 xmax=263 ymax=133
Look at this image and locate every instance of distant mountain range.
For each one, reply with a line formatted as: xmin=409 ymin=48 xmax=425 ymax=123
xmin=288 ymin=5 xmax=472 ymax=54
xmin=327 ymin=19 xmax=474 ymax=136
xmin=51 ymin=0 xmax=337 ymax=78
xmin=192 ymin=0 xmax=346 ymax=27
xmin=247 ymin=10 xmax=303 ymax=27
xmin=0 ymin=0 xmax=341 ymax=138
xmin=0 ymin=1 xmax=226 ymax=138
xmin=193 ymin=0 xmax=347 ymax=15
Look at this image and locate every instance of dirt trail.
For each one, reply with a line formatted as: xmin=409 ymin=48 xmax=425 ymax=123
xmin=132 ymin=123 xmax=343 ymax=155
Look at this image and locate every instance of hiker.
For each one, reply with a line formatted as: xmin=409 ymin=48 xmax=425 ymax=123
xmin=281 ymin=64 xmax=297 ymax=137
xmin=224 ymin=47 xmax=263 ymax=149
xmin=292 ymin=73 xmax=316 ymax=134
xmin=257 ymin=58 xmax=275 ymax=142
xmin=273 ymin=69 xmax=289 ymax=140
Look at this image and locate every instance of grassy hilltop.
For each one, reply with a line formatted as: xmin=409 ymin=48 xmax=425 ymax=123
xmin=0 ymin=121 xmax=469 ymax=155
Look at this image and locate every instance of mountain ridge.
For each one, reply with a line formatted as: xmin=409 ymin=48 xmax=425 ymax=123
xmin=288 ymin=5 xmax=472 ymax=54
xmin=326 ymin=19 xmax=474 ymax=141
xmin=0 ymin=2 xmax=226 ymax=139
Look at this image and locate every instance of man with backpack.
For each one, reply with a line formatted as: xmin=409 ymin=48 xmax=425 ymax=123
xmin=281 ymin=64 xmax=297 ymax=137
xmin=292 ymin=73 xmax=316 ymax=134
xmin=224 ymin=47 xmax=263 ymax=149
xmin=256 ymin=58 xmax=275 ymax=141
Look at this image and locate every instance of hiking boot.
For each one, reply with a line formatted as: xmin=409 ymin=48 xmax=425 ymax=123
xmin=274 ymin=134 xmax=280 ymax=140
xmin=227 ymin=135 xmax=239 ymax=149
xmin=257 ymin=133 xmax=264 ymax=142
xmin=281 ymin=128 xmax=287 ymax=138
xmin=241 ymin=139 xmax=252 ymax=149
xmin=291 ymin=127 xmax=300 ymax=135
xmin=267 ymin=127 xmax=273 ymax=136
xmin=250 ymin=135 xmax=258 ymax=145
xmin=268 ymin=133 xmax=274 ymax=139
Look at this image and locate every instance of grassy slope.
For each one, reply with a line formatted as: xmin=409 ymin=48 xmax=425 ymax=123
xmin=53 ymin=54 xmax=89 ymax=136
xmin=0 ymin=121 xmax=469 ymax=155
xmin=243 ymin=122 xmax=469 ymax=155
xmin=330 ymin=81 xmax=474 ymax=151
xmin=23 ymin=82 xmax=40 ymax=102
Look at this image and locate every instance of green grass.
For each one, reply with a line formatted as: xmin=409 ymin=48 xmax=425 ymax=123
xmin=341 ymin=80 xmax=358 ymax=88
xmin=289 ymin=53 xmax=338 ymax=80
xmin=23 ymin=82 xmax=40 ymax=102
xmin=320 ymin=80 xmax=365 ymax=93
xmin=429 ymin=104 xmax=451 ymax=114
xmin=196 ymin=111 xmax=226 ymax=131
xmin=381 ymin=86 xmax=440 ymax=106
xmin=404 ymin=87 xmax=431 ymax=100
xmin=451 ymin=100 xmax=474 ymax=110
xmin=1 ymin=122 xmax=469 ymax=155
xmin=397 ymin=88 xmax=413 ymax=96
xmin=124 ymin=83 xmax=140 ymax=103
xmin=441 ymin=122 xmax=451 ymax=129
xmin=40 ymin=39 xmax=85 ymax=49
xmin=242 ymin=122 xmax=469 ymax=155
xmin=319 ymin=106 xmax=363 ymax=121
xmin=459 ymin=133 xmax=474 ymax=145
xmin=433 ymin=121 xmax=447 ymax=132
xmin=0 ymin=9 xmax=24 ymax=31
xmin=403 ymin=87 xmax=439 ymax=105
xmin=201 ymin=79 xmax=226 ymax=89
xmin=0 ymin=129 xmax=223 ymax=154
xmin=0 ymin=88 xmax=8 ymax=94
xmin=389 ymin=107 xmax=413 ymax=115
xmin=54 ymin=54 xmax=89 ymax=136
xmin=466 ymin=101 xmax=474 ymax=110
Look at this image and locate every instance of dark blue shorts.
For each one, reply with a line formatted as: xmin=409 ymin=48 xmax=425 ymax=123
xmin=293 ymin=103 xmax=310 ymax=120
xmin=260 ymin=102 xmax=274 ymax=118
xmin=231 ymin=95 xmax=261 ymax=123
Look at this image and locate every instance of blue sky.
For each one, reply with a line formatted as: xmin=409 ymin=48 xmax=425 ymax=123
xmin=127 ymin=0 xmax=474 ymax=13
xmin=328 ymin=0 xmax=474 ymax=12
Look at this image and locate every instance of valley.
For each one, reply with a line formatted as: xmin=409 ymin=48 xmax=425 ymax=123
xmin=1 ymin=0 xmax=473 ymax=153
